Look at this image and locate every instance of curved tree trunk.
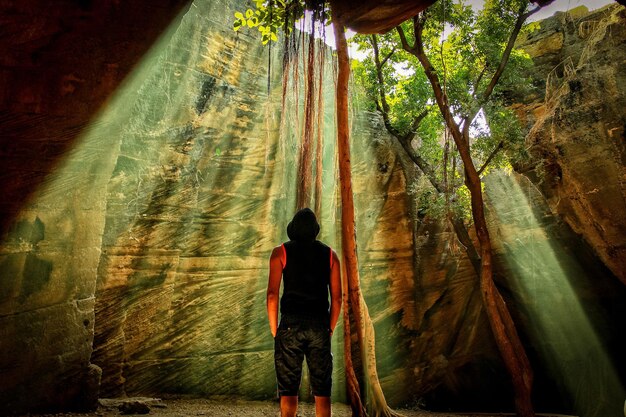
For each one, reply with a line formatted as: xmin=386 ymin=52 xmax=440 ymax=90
xmin=467 ymin=168 xmax=534 ymax=417
xmin=432 ymin=66 xmax=535 ymax=417
xmin=332 ymin=13 xmax=403 ymax=417
xmin=397 ymin=12 xmax=536 ymax=417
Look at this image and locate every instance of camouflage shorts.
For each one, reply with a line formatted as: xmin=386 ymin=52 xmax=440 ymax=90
xmin=274 ymin=319 xmax=332 ymax=397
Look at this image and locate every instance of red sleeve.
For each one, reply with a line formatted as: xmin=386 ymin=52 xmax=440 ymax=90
xmin=329 ymin=246 xmax=333 ymax=270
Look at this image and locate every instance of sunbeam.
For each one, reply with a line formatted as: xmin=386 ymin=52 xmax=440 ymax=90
xmin=487 ymin=171 xmax=626 ymax=417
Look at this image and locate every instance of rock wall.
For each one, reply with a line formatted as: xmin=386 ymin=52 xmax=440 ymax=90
xmin=498 ymin=7 xmax=626 ymax=414
xmin=90 ymin=0 xmax=332 ymax=399
xmin=87 ymin=0 xmax=491 ymax=406
xmin=0 ymin=0 xmax=190 ymax=414
xmin=3 ymin=1 xmax=624 ymax=415
xmin=511 ymin=4 xmax=626 ymax=284
xmin=0 ymin=0 xmax=497 ymax=411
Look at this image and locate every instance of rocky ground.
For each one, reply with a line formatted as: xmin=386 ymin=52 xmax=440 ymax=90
xmin=19 ymin=397 xmax=575 ymax=417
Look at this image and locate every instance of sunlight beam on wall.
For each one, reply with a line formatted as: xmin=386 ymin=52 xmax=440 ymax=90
xmin=487 ymin=171 xmax=625 ymax=417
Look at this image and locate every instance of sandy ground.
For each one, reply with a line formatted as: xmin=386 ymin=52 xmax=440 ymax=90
xmin=22 ymin=398 xmax=575 ymax=417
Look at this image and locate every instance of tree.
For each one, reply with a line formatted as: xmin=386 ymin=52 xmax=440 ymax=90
xmin=235 ymin=1 xmax=547 ymax=415
xmin=384 ymin=1 xmax=546 ymax=416
xmin=234 ymin=1 xmax=402 ymax=415
xmin=350 ymin=0 xmax=533 ymax=278
xmin=351 ymin=0 xmax=547 ymax=415
xmin=353 ymin=32 xmax=483 ymax=274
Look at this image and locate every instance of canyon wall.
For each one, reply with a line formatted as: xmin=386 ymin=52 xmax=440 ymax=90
xmin=0 ymin=0 xmax=190 ymax=413
xmin=495 ymin=6 xmax=626 ymax=415
xmin=0 ymin=0 xmax=494 ymax=412
xmin=512 ymin=4 xmax=626 ymax=284
xmin=1 ymin=1 xmax=624 ymax=415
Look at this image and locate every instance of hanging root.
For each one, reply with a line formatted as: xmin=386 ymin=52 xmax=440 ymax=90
xmin=577 ymin=11 xmax=616 ymax=67
xmin=359 ymin=292 xmax=406 ymax=417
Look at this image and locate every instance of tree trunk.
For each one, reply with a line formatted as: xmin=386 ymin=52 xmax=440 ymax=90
xmin=465 ymin=165 xmax=534 ymax=417
xmin=402 ymin=15 xmax=536 ymax=417
xmin=296 ymin=29 xmax=317 ymax=209
xmin=442 ymin=86 xmax=534 ymax=417
xmin=332 ymin=12 xmax=403 ymax=417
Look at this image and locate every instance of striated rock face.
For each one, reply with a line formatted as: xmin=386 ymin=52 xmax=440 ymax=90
xmin=88 ymin=0 xmax=336 ymax=400
xmin=2 ymin=1 xmax=623 ymax=415
xmin=0 ymin=0 xmax=190 ymax=414
xmin=0 ymin=0 xmax=491 ymax=412
xmin=87 ymin=0 xmax=488 ymax=405
xmin=511 ymin=4 xmax=626 ymax=284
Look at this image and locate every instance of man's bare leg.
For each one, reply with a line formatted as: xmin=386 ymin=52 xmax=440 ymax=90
xmin=314 ymin=396 xmax=331 ymax=417
xmin=280 ymin=395 xmax=298 ymax=417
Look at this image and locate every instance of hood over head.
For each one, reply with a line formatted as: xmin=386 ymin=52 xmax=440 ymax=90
xmin=287 ymin=208 xmax=320 ymax=242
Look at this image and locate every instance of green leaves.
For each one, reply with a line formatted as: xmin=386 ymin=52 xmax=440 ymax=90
xmin=232 ymin=1 xmax=319 ymax=45
xmin=351 ymin=0 xmax=536 ymax=222
xmin=233 ymin=9 xmax=261 ymax=31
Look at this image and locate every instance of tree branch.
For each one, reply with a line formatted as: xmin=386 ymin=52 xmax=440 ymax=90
xmin=472 ymin=65 xmax=488 ymax=99
xmin=479 ymin=5 xmax=529 ymax=104
xmin=403 ymin=110 xmax=429 ymax=143
xmin=462 ymin=4 xmax=546 ymax=147
xmin=462 ymin=115 xmax=471 ymax=143
xmin=397 ymin=133 xmax=445 ymax=194
xmin=523 ymin=5 xmax=543 ymax=20
xmin=375 ymin=101 xmax=402 ymax=138
xmin=396 ymin=25 xmax=415 ymax=54
xmin=371 ymin=34 xmax=400 ymax=138
xmin=477 ymin=141 xmax=504 ymax=176
xmin=370 ymin=35 xmax=390 ymax=113
xmin=409 ymin=13 xmax=465 ymax=151
xmin=380 ymin=47 xmax=396 ymax=68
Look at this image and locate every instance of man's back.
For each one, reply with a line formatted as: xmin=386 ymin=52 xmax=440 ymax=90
xmin=266 ymin=208 xmax=342 ymax=417
xmin=281 ymin=240 xmax=332 ymax=321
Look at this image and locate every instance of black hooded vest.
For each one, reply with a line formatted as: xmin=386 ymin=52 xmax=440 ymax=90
xmin=280 ymin=240 xmax=331 ymax=323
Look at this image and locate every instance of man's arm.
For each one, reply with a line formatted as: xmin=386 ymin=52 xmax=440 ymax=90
xmin=267 ymin=246 xmax=283 ymax=338
xmin=329 ymin=249 xmax=342 ymax=336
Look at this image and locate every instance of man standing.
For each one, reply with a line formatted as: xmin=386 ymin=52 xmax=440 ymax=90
xmin=267 ymin=208 xmax=342 ymax=417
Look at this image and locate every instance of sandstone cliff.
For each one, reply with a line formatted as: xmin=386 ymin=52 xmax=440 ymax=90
xmin=512 ymin=4 xmax=626 ymax=284
xmin=1 ymin=1 xmax=625 ymax=416
xmin=0 ymin=0 xmax=189 ymax=413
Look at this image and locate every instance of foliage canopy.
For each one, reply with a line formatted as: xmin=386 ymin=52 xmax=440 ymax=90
xmin=233 ymin=0 xmax=538 ymax=222
xmin=234 ymin=0 xmax=329 ymax=44
xmin=351 ymin=0 xmax=537 ymax=220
